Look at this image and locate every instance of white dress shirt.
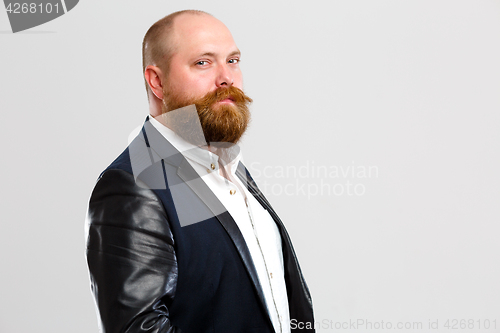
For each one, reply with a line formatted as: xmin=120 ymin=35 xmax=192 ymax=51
xmin=149 ymin=116 xmax=290 ymax=333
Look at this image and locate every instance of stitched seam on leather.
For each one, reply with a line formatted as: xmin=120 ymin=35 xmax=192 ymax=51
xmin=86 ymin=248 xmax=177 ymax=267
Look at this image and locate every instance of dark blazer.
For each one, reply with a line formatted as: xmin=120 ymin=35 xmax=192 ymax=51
xmin=86 ymin=118 xmax=314 ymax=332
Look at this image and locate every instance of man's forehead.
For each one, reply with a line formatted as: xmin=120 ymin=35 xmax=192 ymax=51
xmin=170 ymin=13 xmax=237 ymax=53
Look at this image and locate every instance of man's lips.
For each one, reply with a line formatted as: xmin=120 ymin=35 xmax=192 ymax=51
xmin=217 ymin=96 xmax=235 ymax=104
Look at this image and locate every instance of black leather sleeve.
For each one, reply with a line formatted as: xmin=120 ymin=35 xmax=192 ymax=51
xmin=86 ymin=169 xmax=180 ymax=333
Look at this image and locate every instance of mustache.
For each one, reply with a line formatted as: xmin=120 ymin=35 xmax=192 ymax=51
xmin=195 ymin=86 xmax=253 ymax=107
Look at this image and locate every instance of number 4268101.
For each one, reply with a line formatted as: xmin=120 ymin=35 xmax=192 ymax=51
xmin=444 ymin=319 xmax=497 ymax=330
xmin=6 ymin=3 xmax=60 ymax=14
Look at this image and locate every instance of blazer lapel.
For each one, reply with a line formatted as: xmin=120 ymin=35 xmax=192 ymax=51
xmin=236 ymin=162 xmax=315 ymax=325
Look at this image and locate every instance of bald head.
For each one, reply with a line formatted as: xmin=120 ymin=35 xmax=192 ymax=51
xmin=142 ymin=11 xmax=249 ymax=143
xmin=142 ymin=10 xmax=243 ymax=121
xmin=142 ymin=10 xmax=234 ymax=99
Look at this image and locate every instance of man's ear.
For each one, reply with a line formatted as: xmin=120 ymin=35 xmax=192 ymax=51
xmin=144 ymin=65 xmax=164 ymax=100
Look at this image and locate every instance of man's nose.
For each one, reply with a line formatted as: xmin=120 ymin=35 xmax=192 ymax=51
xmin=216 ymin=63 xmax=233 ymax=88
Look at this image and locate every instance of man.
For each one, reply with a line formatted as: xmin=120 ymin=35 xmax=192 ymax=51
xmin=86 ymin=10 xmax=314 ymax=333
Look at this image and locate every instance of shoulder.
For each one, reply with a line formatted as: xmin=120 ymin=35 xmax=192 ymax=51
xmin=88 ymin=166 xmax=175 ymax=249
xmin=100 ymin=146 xmax=134 ymax=178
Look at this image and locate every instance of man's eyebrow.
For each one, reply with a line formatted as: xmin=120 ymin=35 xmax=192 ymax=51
xmin=197 ymin=52 xmax=216 ymax=58
xmin=228 ymin=50 xmax=241 ymax=58
xmin=196 ymin=50 xmax=241 ymax=58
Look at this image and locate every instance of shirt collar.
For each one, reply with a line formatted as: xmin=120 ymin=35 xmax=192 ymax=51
xmin=148 ymin=115 xmax=242 ymax=176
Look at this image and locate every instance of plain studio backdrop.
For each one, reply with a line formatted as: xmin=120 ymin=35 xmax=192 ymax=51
xmin=1 ymin=1 xmax=499 ymax=332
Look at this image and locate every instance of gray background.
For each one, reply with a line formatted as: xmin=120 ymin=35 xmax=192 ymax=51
xmin=1 ymin=0 xmax=499 ymax=332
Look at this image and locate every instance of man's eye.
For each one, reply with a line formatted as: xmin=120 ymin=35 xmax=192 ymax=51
xmin=196 ymin=60 xmax=208 ymax=66
xmin=228 ymin=58 xmax=240 ymax=64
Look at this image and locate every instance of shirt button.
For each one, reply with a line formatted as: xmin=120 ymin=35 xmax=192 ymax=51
xmin=270 ymin=272 xmax=273 ymax=278
xmin=230 ymin=189 xmax=236 ymax=195
xmin=210 ymin=163 xmax=216 ymax=170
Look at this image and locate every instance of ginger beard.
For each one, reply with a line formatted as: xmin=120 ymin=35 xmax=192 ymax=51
xmin=161 ymin=84 xmax=253 ymax=146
